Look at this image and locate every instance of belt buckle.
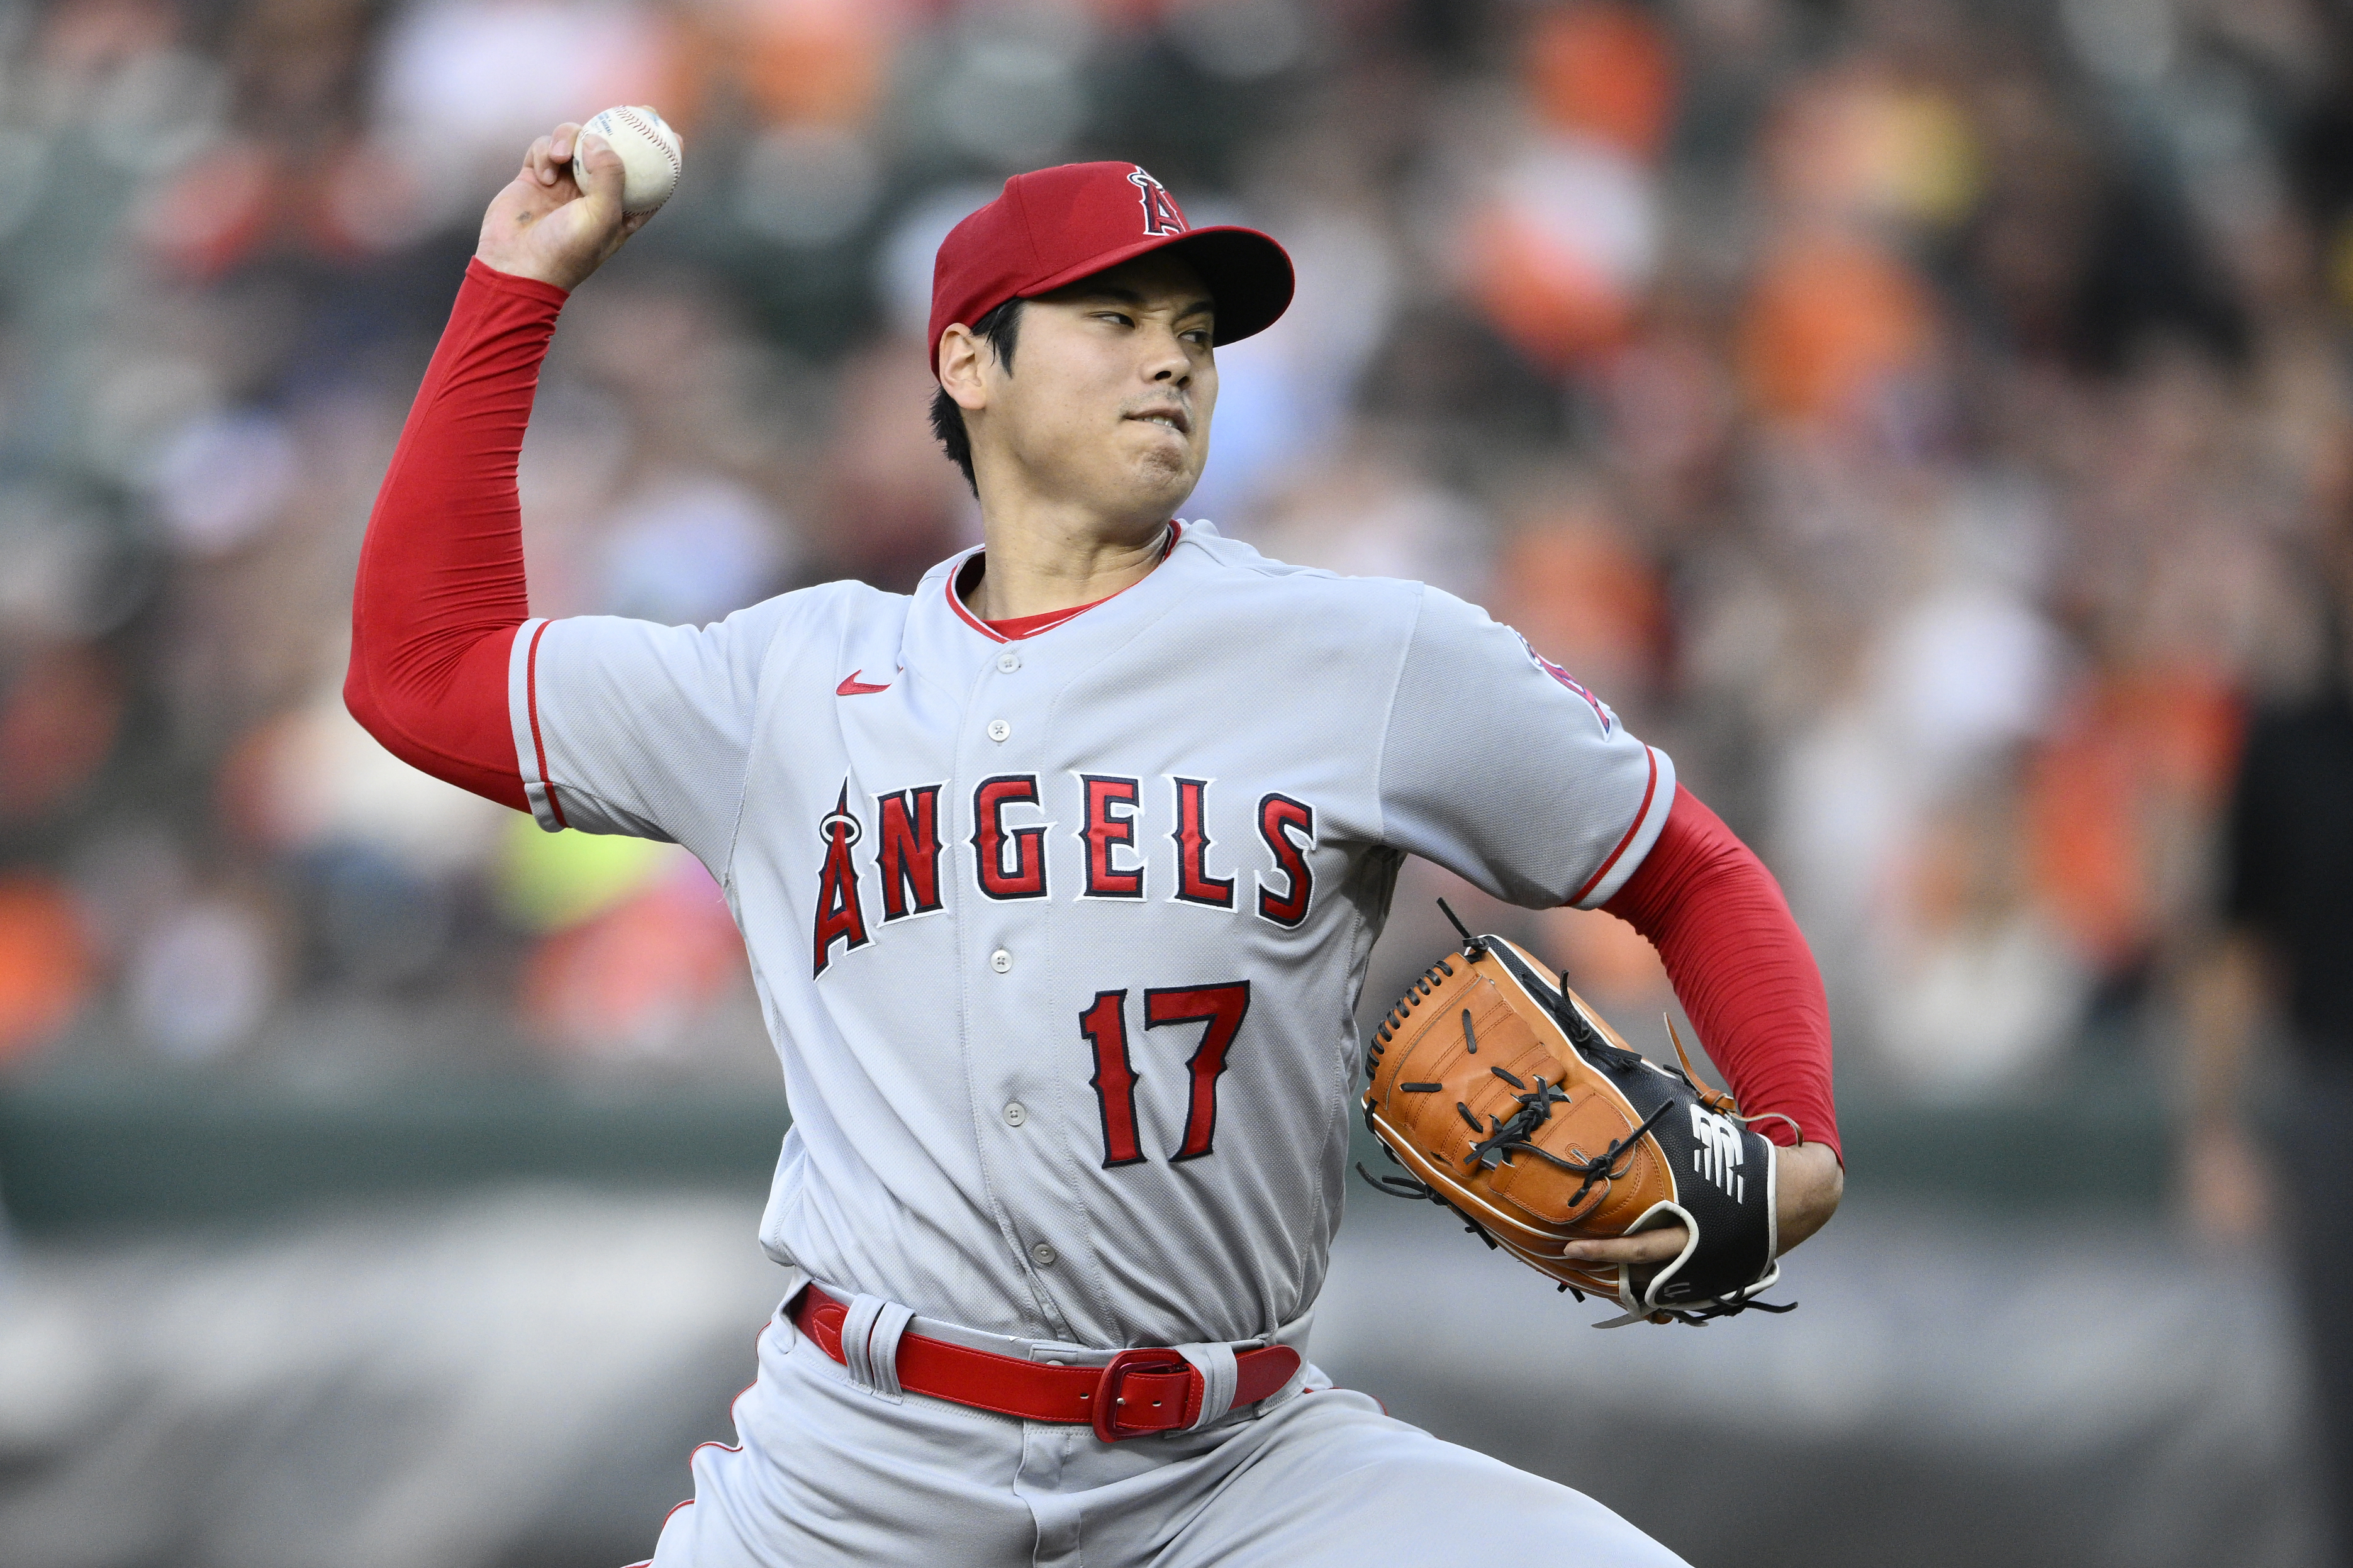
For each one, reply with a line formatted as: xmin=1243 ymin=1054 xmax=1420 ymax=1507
xmin=1091 ymin=1348 xmax=1194 ymax=1442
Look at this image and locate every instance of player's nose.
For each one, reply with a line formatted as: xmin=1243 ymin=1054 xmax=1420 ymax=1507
xmin=1140 ymin=326 xmax=1192 ymax=387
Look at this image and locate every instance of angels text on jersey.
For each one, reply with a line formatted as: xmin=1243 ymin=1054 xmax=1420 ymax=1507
xmin=812 ymin=772 xmax=1317 ymax=978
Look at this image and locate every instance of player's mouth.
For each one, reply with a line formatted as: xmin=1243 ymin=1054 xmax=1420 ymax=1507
xmin=1124 ymin=404 xmax=1191 ymax=436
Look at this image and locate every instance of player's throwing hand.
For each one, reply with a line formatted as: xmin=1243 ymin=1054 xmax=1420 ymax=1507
xmin=475 ymin=123 xmax=652 ymax=292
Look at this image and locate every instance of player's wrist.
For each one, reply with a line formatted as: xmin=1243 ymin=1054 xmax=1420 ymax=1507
xmin=1772 ymin=1141 xmax=1842 ymax=1255
xmin=465 ymin=253 xmax=572 ymax=302
xmin=471 ymin=213 xmax=597 ymax=292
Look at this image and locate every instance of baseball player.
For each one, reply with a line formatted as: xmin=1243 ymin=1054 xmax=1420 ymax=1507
xmin=347 ymin=126 xmax=1844 ymax=1567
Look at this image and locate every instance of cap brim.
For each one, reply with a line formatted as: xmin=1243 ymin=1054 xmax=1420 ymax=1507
xmin=1016 ymin=225 xmax=1295 ymax=346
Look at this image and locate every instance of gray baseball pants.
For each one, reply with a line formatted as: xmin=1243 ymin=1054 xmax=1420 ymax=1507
xmin=639 ymin=1289 xmax=1687 ymax=1568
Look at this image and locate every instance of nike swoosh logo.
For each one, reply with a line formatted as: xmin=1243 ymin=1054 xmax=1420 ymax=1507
xmin=836 ymin=670 xmax=893 ymax=696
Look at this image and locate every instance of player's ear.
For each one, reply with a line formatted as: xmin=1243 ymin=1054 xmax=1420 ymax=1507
xmin=937 ymin=325 xmax=990 ymax=413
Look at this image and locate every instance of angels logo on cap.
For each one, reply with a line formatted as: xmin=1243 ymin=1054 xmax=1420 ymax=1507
xmin=927 ymin=160 xmax=1295 ymax=375
xmin=1128 ymin=168 xmax=1187 ymax=236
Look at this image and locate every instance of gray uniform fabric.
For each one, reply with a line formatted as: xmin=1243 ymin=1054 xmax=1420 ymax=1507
xmin=506 ymin=521 xmax=1677 ymax=1559
xmin=508 ymin=522 xmax=1670 ymax=1350
xmin=641 ymin=1291 xmax=1688 ymax=1568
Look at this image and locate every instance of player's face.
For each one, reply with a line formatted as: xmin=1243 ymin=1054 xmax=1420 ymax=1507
xmin=979 ymin=252 xmax=1219 ymax=527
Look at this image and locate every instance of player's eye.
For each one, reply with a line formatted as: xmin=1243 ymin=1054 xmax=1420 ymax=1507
xmin=1095 ymin=311 xmax=1135 ymax=328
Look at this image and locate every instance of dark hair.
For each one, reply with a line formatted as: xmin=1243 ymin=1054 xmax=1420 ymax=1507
xmin=929 ymin=297 xmax=1025 ymax=498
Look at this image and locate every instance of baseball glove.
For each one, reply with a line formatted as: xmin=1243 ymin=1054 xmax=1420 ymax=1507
xmin=1358 ymin=903 xmax=1795 ymax=1326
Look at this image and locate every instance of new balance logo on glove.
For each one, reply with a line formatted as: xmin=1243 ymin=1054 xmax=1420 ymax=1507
xmin=1690 ymin=1104 xmax=1746 ymax=1203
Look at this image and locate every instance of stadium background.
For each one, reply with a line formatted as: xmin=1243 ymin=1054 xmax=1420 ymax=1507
xmin=0 ymin=0 xmax=2339 ymax=1561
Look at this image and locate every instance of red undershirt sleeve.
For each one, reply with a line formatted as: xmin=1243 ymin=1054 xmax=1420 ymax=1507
xmin=345 ymin=259 xmax=570 ymax=812
xmin=1602 ymin=782 xmax=1842 ymax=1162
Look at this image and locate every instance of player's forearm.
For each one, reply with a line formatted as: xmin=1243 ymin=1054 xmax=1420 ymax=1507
xmin=346 ymin=260 xmax=569 ymax=811
xmin=1601 ymin=783 xmax=1842 ymax=1163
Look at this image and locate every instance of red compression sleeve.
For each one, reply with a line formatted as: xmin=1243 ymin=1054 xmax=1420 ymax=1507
xmin=345 ymin=259 xmax=569 ymax=811
xmin=1602 ymin=783 xmax=1840 ymax=1162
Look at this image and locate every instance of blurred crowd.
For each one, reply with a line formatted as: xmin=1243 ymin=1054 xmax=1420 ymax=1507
xmin=0 ymin=0 xmax=2342 ymax=1101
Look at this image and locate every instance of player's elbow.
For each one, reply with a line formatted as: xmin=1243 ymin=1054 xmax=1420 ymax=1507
xmin=343 ymin=643 xmax=401 ymax=753
xmin=342 ymin=640 xmax=429 ymax=768
xmin=343 ymin=655 xmax=379 ymax=738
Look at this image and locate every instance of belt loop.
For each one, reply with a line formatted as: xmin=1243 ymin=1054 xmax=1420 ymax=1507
xmin=1175 ymin=1342 xmax=1239 ymax=1431
xmin=840 ymin=1294 xmax=915 ymax=1402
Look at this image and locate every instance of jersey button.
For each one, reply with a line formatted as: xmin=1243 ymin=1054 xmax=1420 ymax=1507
xmin=990 ymin=948 xmax=1013 ymax=973
xmin=1031 ymin=1242 xmax=1058 ymax=1268
xmin=1003 ymin=1101 xmax=1026 ymax=1126
xmin=997 ymin=651 xmax=1021 ymax=673
xmin=987 ymin=718 xmax=1012 ymax=742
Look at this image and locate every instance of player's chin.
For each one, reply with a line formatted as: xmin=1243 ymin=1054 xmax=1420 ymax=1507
xmin=1120 ymin=447 xmax=1202 ymax=509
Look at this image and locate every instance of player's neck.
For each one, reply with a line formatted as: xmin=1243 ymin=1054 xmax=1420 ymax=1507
xmin=963 ymin=503 xmax=1171 ymax=623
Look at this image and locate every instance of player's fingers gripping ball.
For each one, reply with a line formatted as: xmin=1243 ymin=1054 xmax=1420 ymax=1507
xmin=1360 ymin=903 xmax=1794 ymax=1326
xmin=571 ymin=105 xmax=683 ymax=215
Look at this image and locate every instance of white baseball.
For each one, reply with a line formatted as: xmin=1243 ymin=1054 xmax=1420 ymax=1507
xmin=573 ymin=104 xmax=684 ymax=217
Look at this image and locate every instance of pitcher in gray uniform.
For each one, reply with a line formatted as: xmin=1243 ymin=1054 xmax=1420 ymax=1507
xmin=348 ymin=126 xmax=1846 ymax=1568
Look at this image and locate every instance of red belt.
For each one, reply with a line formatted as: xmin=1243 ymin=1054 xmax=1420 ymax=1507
xmin=790 ymin=1286 xmax=1303 ymax=1442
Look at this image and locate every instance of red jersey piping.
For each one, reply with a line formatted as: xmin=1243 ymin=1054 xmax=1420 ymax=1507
xmin=1567 ymin=745 xmax=1658 ymax=906
xmin=947 ymin=567 xmax=1009 ymax=642
xmin=987 ymin=598 xmax=1109 ymax=638
xmin=523 ymin=620 xmax=568 ymax=830
xmin=947 ymin=521 xmax=1183 ymax=642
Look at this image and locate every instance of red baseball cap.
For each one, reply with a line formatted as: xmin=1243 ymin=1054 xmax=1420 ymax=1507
xmin=928 ymin=162 xmax=1294 ymax=376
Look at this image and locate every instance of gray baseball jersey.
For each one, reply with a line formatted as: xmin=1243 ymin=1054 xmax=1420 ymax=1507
xmin=506 ymin=520 xmax=1674 ymax=1351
